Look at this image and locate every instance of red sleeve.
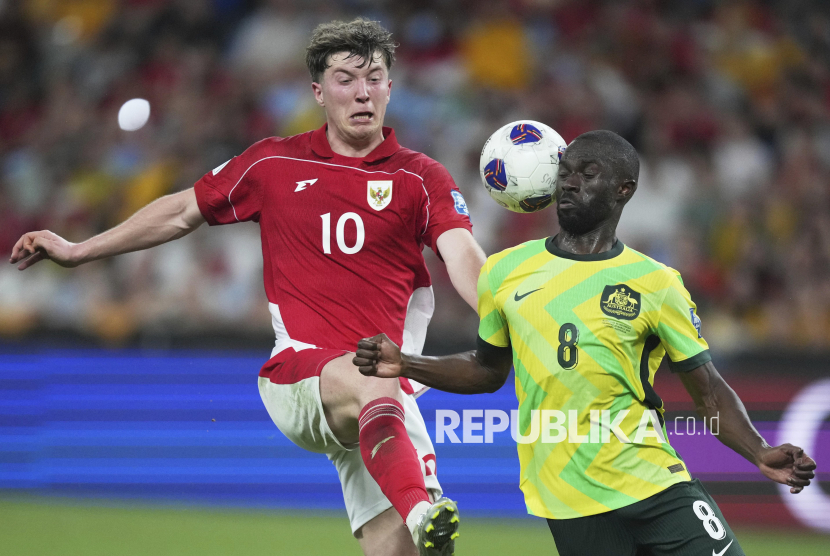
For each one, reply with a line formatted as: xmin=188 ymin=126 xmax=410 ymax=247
xmin=419 ymin=162 xmax=473 ymax=253
xmin=193 ymin=140 xmax=269 ymax=225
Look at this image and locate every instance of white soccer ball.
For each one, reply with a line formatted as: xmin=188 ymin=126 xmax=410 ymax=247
xmin=118 ymin=98 xmax=151 ymax=131
xmin=479 ymin=120 xmax=567 ymax=213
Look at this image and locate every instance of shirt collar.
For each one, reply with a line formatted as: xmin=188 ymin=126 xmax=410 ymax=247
xmin=545 ymin=235 xmax=625 ymax=261
xmin=310 ymin=124 xmax=400 ymax=163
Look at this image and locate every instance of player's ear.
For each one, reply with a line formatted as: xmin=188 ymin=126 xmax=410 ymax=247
xmin=386 ymin=78 xmax=392 ymax=102
xmin=312 ymin=82 xmax=325 ymax=107
xmin=618 ymin=178 xmax=637 ymax=203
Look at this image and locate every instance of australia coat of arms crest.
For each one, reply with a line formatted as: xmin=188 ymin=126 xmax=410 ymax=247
xmin=600 ymin=284 xmax=641 ymax=320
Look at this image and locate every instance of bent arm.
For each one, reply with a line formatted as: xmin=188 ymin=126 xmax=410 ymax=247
xmin=10 ymin=188 xmax=205 ymax=270
xmin=677 ymin=361 xmax=767 ymax=463
xmin=678 ymin=361 xmax=816 ymax=492
xmin=436 ymin=228 xmax=487 ymax=311
xmin=354 ymin=334 xmax=513 ymax=395
xmin=401 ymin=337 xmax=512 ymax=394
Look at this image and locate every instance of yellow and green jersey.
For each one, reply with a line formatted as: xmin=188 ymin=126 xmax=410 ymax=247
xmin=478 ymin=237 xmax=710 ymax=520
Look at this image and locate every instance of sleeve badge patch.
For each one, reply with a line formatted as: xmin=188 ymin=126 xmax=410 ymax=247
xmin=367 ymin=181 xmax=393 ymax=211
xmin=690 ymin=308 xmax=702 ymax=338
xmin=451 ymin=190 xmax=470 ymax=217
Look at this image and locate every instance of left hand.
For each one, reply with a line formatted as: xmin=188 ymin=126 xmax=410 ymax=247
xmin=756 ymin=443 xmax=817 ymax=493
xmin=353 ymin=333 xmax=404 ymax=378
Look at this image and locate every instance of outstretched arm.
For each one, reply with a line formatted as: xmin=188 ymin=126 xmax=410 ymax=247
xmin=354 ymin=333 xmax=513 ymax=394
xmin=9 ymin=188 xmax=205 ymax=270
xmin=436 ymin=228 xmax=487 ymax=312
xmin=677 ymin=361 xmax=817 ymax=493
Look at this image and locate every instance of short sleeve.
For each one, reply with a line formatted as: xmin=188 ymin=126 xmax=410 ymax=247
xmin=419 ymin=163 xmax=473 ymax=253
xmin=477 ymin=262 xmax=510 ymax=348
xmin=657 ymin=271 xmax=712 ymax=372
xmin=193 ymin=140 xmax=267 ymax=225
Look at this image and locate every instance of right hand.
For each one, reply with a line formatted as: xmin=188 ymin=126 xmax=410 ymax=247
xmin=353 ymin=333 xmax=404 ymax=378
xmin=9 ymin=230 xmax=81 ymax=270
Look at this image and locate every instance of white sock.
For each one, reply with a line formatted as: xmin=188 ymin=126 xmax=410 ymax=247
xmin=406 ymin=500 xmax=433 ymax=536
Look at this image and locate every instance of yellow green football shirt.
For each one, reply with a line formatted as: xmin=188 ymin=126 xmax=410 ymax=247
xmin=477 ymin=237 xmax=711 ymax=520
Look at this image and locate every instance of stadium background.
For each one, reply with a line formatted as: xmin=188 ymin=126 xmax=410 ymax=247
xmin=1 ymin=0 xmax=829 ymax=554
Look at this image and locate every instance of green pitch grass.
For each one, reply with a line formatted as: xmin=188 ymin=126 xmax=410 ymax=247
xmin=1 ymin=496 xmax=828 ymax=555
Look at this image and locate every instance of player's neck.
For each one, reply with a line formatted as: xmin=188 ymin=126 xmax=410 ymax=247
xmin=554 ymin=224 xmax=618 ymax=255
xmin=326 ymin=125 xmax=385 ymax=158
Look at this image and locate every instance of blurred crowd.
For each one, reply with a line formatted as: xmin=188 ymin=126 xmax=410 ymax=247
xmin=1 ymin=0 xmax=830 ymax=353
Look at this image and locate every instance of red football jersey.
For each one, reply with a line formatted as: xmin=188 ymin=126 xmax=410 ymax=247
xmin=194 ymin=124 xmax=472 ymax=391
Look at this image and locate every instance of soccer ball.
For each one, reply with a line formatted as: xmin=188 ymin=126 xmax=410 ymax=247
xmin=479 ymin=120 xmax=567 ymax=213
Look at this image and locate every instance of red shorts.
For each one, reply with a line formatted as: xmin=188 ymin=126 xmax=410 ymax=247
xmin=259 ymin=347 xmax=347 ymax=385
xmin=259 ymin=347 xmax=415 ymax=394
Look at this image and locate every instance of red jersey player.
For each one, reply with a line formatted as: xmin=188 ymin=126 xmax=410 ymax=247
xmin=9 ymin=18 xmax=486 ymax=556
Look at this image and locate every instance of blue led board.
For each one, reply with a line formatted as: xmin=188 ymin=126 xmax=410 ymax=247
xmin=0 ymin=351 xmax=525 ymax=514
xmin=4 ymin=350 xmax=827 ymax=531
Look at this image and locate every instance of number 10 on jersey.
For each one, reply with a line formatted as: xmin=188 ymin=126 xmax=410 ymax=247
xmin=321 ymin=213 xmax=365 ymax=255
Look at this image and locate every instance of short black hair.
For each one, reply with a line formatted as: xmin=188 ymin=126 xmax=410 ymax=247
xmin=306 ymin=18 xmax=396 ymax=83
xmin=570 ymin=130 xmax=640 ymax=182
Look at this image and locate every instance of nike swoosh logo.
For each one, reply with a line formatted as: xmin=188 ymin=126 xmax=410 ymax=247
xmin=295 ymin=178 xmax=318 ymax=192
xmin=713 ymin=539 xmax=733 ymax=556
xmin=514 ymin=288 xmax=543 ymax=302
xmin=371 ymin=436 xmax=395 ymax=459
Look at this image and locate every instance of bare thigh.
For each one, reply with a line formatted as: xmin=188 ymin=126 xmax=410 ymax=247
xmin=320 ymin=353 xmax=403 ymax=446
xmin=355 ymin=507 xmax=418 ymax=556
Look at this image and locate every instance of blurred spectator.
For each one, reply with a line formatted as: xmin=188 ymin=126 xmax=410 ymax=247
xmin=2 ymin=0 xmax=830 ymax=354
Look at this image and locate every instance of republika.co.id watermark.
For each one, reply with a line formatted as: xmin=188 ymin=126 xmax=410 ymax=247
xmin=433 ymin=409 xmax=719 ymax=444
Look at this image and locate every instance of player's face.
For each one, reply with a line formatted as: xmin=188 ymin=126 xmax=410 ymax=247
xmin=555 ymin=145 xmax=618 ymax=235
xmin=312 ymin=51 xmax=391 ymax=150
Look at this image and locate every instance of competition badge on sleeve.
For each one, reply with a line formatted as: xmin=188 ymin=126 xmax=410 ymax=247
xmin=690 ymin=308 xmax=702 ymax=338
xmin=451 ymin=190 xmax=470 ymax=217
xmin=367 ymin=181 xmax=393 ymax=211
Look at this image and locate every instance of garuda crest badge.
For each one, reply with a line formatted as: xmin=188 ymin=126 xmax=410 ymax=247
xmin=367 ymin=180 xmax=393 ymax=211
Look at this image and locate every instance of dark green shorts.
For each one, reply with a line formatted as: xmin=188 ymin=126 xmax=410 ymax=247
xmin=547 ymin=479 xmax=745 ymax=556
